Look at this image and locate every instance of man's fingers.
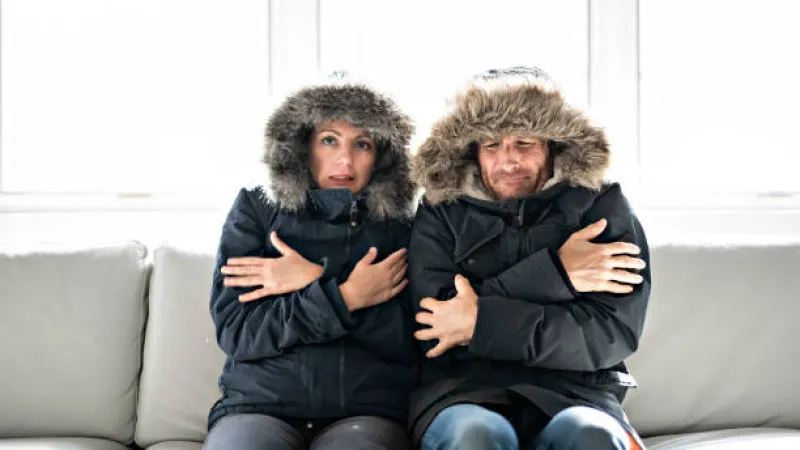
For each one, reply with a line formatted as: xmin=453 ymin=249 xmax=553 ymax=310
xmin=415 ymin=312 xmax=435 ymax=326
xmin=607 ymin=270 xmax=644 ymax=285
xmin=221 ymin=265 xmax=261 ymax=276
xmin=603 ymin=241 xmax=641 ymax=256
xmin=226 ymin=257 xmax=266 ymax=266
xmin=602 ymin=281 xmax=635 ymax=294
xmin=426 ymin=340 xmax=452 ymax=358
xmin=223 ymin=276 xmax=263 ymax=287
xmin=419 ymin=297 xmax=439 ymax=312
xmin=238 ymin=288 xmax=270 ymax=302
xmin=269 ymin=232 xmax=296 ymax=257
xmin=453 ymin=274 xmax=474 ymax=296
xmin=609 ymin=255 xmax=647 ymax=270
xmin=571 ymin=218 xmax=607 ymax=241
xmin=414 ymin=328 xmax=437 ymax=342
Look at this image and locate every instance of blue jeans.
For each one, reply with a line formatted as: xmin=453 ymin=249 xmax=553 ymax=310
xmin=420 ymin=404 xmax=631 ymax=450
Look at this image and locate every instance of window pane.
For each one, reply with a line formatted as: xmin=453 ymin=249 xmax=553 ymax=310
xmin=1 ymin=0 xmax=269 ymax=193
xmin=640 ymin=0 xmax=800 ymax=194
xmin=318 ymin=0 xmax=588 ymax=143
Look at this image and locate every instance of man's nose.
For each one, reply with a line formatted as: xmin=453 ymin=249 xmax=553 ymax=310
xmin=499 ymin=139 xmax=521 ymax=166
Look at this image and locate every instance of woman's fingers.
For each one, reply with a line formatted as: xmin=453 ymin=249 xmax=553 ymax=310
xmin=221 ymin=265 xmax=261 ymax=276
xmin=223 ymin=276 xmax=263 ymax=287
xmin=391 ymin=263 xmax=407 ymax=285
xmin=388 ymin=279 xmax=408 ymax=298
xmin=238 ymin=288 xmax=271 ymax=302
xmin=226 ymin=257 xmax=266 ymax=266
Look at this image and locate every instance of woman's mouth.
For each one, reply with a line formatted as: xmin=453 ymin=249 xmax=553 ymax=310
xmin=329 ymin=175 xmax=354 ymax=185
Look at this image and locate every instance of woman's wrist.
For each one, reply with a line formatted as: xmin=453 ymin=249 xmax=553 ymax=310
xmin=339 ymin=281 xmax=362 ymax=312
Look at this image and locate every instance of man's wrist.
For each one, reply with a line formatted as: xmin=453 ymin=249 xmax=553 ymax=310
xmin=460 ymin=297 xmax=479 ymax=344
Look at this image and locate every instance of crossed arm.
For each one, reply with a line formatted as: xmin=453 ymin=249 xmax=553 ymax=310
xmin=408 ymin=186 xmax=652 ymax=371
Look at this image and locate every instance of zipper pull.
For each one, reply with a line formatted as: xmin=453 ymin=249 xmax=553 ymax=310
xmin=349 ymin=200 xmax=358 ymax=228
xmin=517 ymin=199 xmax=525 ymax=227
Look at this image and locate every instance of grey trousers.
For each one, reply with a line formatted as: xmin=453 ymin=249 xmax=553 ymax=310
xmin=202 ymin=413 xmax=409 ymax=450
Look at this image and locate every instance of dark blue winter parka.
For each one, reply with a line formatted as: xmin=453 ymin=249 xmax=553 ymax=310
xmin=208 ymin=81 xmax=420 ymax=429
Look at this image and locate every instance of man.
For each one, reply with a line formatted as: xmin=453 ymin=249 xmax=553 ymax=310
xmin=407 ymin=67 xmax=651 ymax=450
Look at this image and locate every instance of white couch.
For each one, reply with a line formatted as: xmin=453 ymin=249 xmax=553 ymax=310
xmin=1 ymin=242 xmax=799 ymax=449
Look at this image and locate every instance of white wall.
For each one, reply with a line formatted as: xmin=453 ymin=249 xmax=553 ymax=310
xmin=2 ymin=0 xmax=799 ymax=247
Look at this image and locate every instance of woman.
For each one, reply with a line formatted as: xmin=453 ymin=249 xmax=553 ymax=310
xmin=203 ymin=76 xmax=420 ymax=450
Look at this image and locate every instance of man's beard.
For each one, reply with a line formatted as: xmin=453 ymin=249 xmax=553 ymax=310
xmin=486 ymin=170 xmax=549 ymax=201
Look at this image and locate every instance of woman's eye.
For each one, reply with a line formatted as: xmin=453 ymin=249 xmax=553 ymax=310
xmin=356 ymin=140 xmax=373 ymax=150
xmin=321 ymin=136 xmax=337 ymax=146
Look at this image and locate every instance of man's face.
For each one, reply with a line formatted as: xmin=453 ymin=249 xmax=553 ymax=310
xmin=477 ymin=136 xmax=552 ymax=201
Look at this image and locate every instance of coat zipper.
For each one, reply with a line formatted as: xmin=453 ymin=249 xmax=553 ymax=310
xmin=517 ymin=198 xmax=526 ymax=227
xmin=340 ymin=199 xmax=357 ymax=413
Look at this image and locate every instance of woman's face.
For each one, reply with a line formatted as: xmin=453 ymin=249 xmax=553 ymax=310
xmin=309 ymin=120 xmax=377 ymax=195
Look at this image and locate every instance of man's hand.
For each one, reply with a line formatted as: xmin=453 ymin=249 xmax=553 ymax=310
xmin=222 ymin=232 xmax=324 ymax=302
xmin=415 ymin=275 xmax=479 ymax=358
xmin=558 ymin=218 xmax=646 ymax=294
xmin=339 ymin=247 xmax=408 ymax=312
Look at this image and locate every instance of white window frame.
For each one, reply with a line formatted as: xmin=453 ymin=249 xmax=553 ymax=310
xmin=2 ymin=0 xmax=799 ymax=241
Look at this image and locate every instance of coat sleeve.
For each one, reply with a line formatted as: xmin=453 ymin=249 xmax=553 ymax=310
xmin=407 ymin=203 xmax=462 ymax=356
xmin=347 ymin=221 xmax=423 ymax=366
xmin=476 ymin=247 xmax=577 ymax=303
xmin=408 ymin=201 xmax=574 ymax=356
xmin=210 ymin=188 xmax=355 ymax=362
xmin=467 ymin=184 xmax=652 ymax=371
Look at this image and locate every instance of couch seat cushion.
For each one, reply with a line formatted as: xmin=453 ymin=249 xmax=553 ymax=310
xmin=645 ymin=428 xmax=800 ymax=449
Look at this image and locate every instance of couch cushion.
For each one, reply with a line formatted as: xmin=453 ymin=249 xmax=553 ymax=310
xmin=644 ymin=428 xmax=800 ymax=449
xmin=0 ymin=438 xmax=130 ymax=450
xmin=134 ymin=245 xmax=225 ymax=447
xmin=145 ymin=441 xmax=202 ymax=450
xmin=623 ymin=244 xmax=800 ymax=436
xmin=0 ymin=243 xmax=148 ymax=443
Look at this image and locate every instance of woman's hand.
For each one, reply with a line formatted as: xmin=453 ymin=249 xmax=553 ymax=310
xmin=222 ymin=232 xmax=324 ymax=302
xmin=339 ymin=247 xmax=408 ymax=312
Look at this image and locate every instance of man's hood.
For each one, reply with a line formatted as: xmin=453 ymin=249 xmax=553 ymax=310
xmin=411 ymin=67 xmax=610 ymax=205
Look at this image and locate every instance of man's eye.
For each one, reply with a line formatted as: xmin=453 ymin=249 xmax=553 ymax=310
xmin=517 ymin=140 xmax=536 ymax=148
xmin=483 ymin=142 xmax=499 ymax=150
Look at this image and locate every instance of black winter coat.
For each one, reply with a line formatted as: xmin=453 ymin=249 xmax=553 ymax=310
xmin=207 ymin=79 xmax=420 ymax=430
xmin=208 ymin=187 xmax=419 ymax=428
xmin=407 ymin=182 xmax=651 ymax=442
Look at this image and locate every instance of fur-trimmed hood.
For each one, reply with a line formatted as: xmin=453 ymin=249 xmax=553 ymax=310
xmin=412 ymin=66 xmax=610 ymax=205
xmin=262 ymin=75 xmax=415 ymax=220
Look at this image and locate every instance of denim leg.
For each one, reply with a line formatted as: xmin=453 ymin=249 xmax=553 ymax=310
xmin=528 ymin=406 xmax=630 ymax=450
xmin=421 ymin=404 xmax=519 ymax=450
xmin=202 ymin=413 xmax=305 ymax=450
